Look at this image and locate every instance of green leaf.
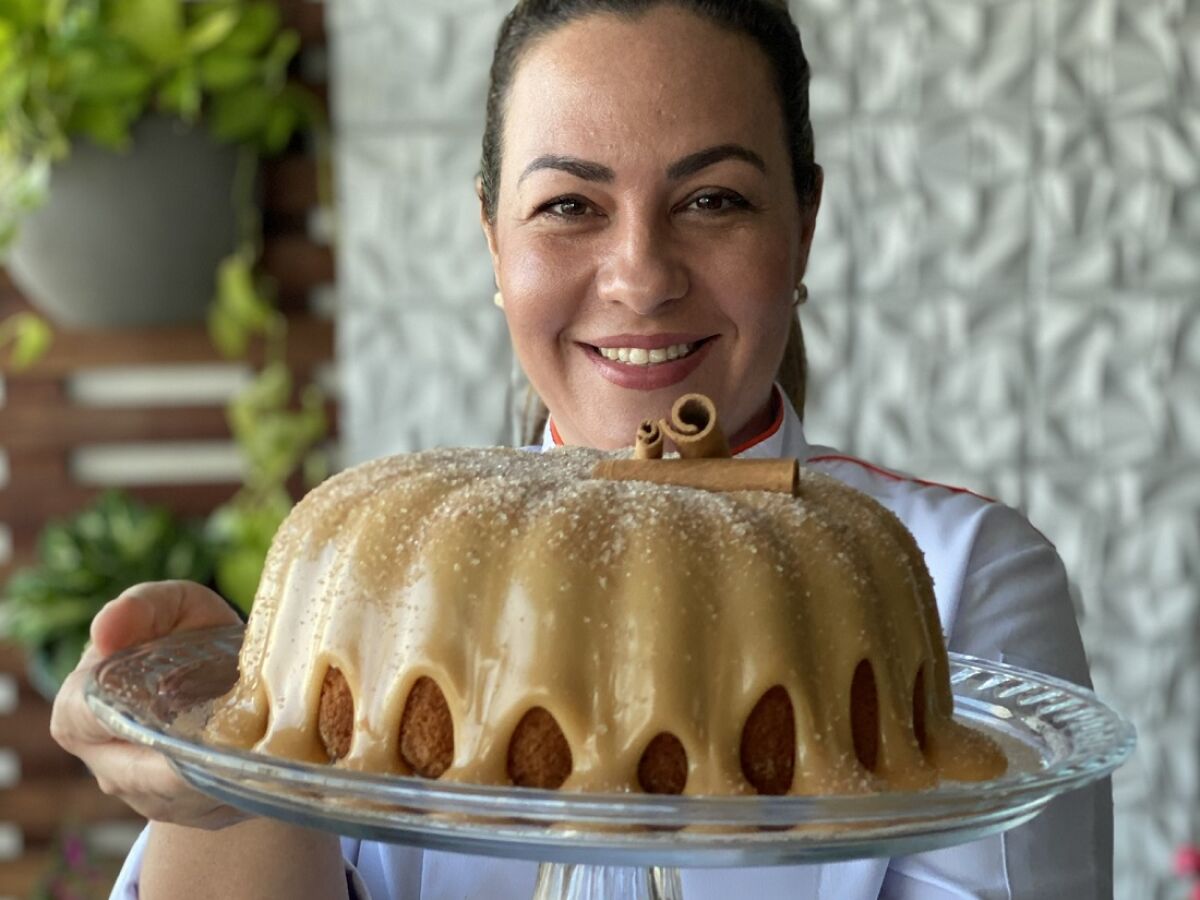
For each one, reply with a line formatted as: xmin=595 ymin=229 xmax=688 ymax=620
xmin=219 ymin=2 xmax=279 ymax=56
xmin=209 ymin=253 xmax=274 ymax=358
xmin=208 ymin=298 xmax=248 ymax=358
xmin=156 ymin=63 xmax=201 ymax=119
xmin=197 ymin=51 xmax=259 ymax=92
xmin=69 ymin=59 xmax=155 ymax=101
xmin=214 ymin=546 xmax=262 ymax=614
xmin=105 ymin=0 xmax=184 ymax=66
xmin=66 ymin=99 xmax=141 ymax=149
xmin=260 ymin=100 xmax=297 ymax=155
xmin=0 ymin=0 xmax=40 ymax=29
xmin=207 ymin=84 xmax=271 ymax=144
xmin=0 ymin=312 xmax=52 ymax=369
xmin=261 ymin=29 xmax=299 ymax=81
xmin=184 ymin=7 xmax=239 ymax=55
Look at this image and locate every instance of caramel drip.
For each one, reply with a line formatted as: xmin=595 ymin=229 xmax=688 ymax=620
xmin=205 ymin=447 xmax=1005 ymax=793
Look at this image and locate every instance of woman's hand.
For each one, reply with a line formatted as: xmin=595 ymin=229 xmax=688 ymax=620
xmin=50 ymin=580 xmax=248 ymax=829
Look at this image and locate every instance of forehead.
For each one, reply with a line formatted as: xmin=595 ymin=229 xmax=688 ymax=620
xmin=502 ymin=6 xmax=786 ymax=170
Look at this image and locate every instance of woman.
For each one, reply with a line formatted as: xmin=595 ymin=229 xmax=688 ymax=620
xmin=51 ymin=1 xmax=1111 ymax=897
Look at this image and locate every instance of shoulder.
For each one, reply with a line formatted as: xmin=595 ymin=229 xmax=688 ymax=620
xmin=804 ymin=450 xmax=1050 ymax=553
xmin=804 ymin=450 xmax=1067 ymax=642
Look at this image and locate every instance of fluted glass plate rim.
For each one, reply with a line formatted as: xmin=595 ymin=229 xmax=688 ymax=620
xmin=85 ymin=625 xmax=1135 ymax=865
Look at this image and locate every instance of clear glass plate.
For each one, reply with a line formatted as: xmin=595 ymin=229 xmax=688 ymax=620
xmin=85 ymin=625 xmax=1134 ymax=868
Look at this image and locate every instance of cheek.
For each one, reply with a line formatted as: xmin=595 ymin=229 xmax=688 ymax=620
xmin=499 ymin=239 xmax=589 ymax=358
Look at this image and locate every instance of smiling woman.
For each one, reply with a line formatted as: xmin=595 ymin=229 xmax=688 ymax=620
xmin=50 ymin=2 xmax=1112 ymax=900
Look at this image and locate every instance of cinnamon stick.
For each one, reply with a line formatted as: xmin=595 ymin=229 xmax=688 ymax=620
xmin=634 ymin=420 xmax=664 ymax=459
xmin=592 ymin=458 xmax=798 ymax=495
xmin=659 ymin=394 xmax=730 ymax=459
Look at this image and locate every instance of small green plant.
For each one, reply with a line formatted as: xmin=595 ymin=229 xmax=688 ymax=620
xmin=204 ymin=251 xmax=329 ymax=613
xmin=0 ymin=0 xmax=318 ymax=248
xmin=0 ymin=308 xmax=51 ymax=368
xmin=0 ymin=490 xmax=214 ymax=689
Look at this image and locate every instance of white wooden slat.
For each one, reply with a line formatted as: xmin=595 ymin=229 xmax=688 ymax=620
xmin=0 ymin=673 xmax=16 ymax=716
xmin=0 ymin=748 xmax=19 ymax=788
xmin=72 ymin=442 xmax=245 ymax=486
xmin=68 ymin=364 xmax=251 ymax=408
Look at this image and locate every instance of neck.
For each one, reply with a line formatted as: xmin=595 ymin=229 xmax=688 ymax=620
xmin=725 ymin=390 xmax=780 ymax=452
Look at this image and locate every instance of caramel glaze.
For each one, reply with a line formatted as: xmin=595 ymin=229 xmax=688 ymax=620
xmin=205 ymin=446 xmax=1006 ymax=794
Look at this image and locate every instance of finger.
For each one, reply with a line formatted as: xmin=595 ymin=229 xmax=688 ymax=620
xmin=51 ymin=664 xmax=128 ymax=750
xmin=90 ymin=581 xmax=239 ymax=656
xmin=85 ymin=742 xmax=241 ymax=825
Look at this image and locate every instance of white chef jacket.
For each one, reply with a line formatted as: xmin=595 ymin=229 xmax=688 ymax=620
xmin=111 ymin=390 xmax=1112 ymax=899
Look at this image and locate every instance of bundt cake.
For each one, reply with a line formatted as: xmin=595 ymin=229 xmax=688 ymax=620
xmin=205 ymin=395 xmax=1005 ymax=795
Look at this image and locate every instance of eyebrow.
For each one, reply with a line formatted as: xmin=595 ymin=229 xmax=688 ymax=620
xmin=518 ymin=156 xmax=615 ymax=185
xmin=665 ymin=144 xmax=767 ymax=180
xmin=517 ymin=143 xmax=767 ymax=186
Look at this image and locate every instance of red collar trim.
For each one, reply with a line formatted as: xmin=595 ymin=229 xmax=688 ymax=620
xmin=548 ymin=388 xmax=784 ymax=454
xmin=730 ymin=387 xmax=785 ymax=456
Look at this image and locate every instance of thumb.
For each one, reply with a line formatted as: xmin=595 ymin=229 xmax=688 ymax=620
xmin=89 ymin=581 xmax=241 ymax=658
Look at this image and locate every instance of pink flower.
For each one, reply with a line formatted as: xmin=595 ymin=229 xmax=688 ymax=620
xmin=1177 ymin=844 xmax=1200 ymax=877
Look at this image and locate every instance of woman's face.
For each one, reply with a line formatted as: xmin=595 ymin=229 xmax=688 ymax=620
xmin=483 ymin=6 xmax=820 ymax=449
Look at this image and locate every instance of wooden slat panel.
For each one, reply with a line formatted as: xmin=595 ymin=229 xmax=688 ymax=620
xmin=1 ymin=316 xmax=333 ymax=378
xmin=4 ymin=453 xmax=70 ymax=485
xmin=0 ymin=701 xmax=89 ymax=779
xmin=0 ymin=851 xmax=54 ymax=897
xmin=263 ymin=156 xmax=320 ymax=216
xmin=1 ymin=403 xmax=338 ymax=453
xmin=0 ymin=407 xmax=232 ymax=452
xmin=260 ymin=236 xmax=335 ymax=296
xmin=0 ymin=641 xmax=26 ymax=676
xmin=0 ymin=535 xmax=38 ymax=586
xmin=0 ymin=483 xmax=243 ymax=533
xmin=1 ymin=779 xmax=140 ymax=839
xmin=0 ymin=846 xmax=126 ymax=896
xmin=278 ymin=0 xmax=327 ymax=45
xmin=2 ymin=378 xmax=68 ymax=407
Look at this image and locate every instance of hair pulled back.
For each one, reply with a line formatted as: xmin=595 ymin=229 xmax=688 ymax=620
xmin=481 ymin=0 xmax=817 ymax=439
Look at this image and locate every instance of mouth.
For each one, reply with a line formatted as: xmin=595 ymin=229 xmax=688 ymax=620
xmin=579 ymin=334 xmax=718 ymax=390
xmin=584 ymin=335 xmax=716 ymax=367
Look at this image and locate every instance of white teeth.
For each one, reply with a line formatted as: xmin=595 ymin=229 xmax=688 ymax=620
xmin=598 ymin=342 xmax=695 ymax=365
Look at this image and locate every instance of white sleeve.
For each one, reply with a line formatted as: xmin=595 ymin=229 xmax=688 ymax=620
xmin=108 ymin=825 xmax=150 ymax=900
xmin=108 ymin=825 xmax=373 ymax=900
xmin=881 ymin=504 xmax=1113 ymax=900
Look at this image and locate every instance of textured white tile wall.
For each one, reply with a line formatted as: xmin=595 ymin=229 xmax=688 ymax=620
xmin=330 ymin=1 xmax=1199 ymax=896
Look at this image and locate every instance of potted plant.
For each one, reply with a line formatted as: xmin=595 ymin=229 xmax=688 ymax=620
xmin=0 ymin=490 xmax=215 ymax=696
xmin=0 ymin=0 xmax=320 ymax=327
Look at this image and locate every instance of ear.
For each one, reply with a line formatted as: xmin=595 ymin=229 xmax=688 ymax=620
xmin=794 ymin=164 xmax=824 ymax=280
xmin=477 ymin=175 xmax=501 ymax=275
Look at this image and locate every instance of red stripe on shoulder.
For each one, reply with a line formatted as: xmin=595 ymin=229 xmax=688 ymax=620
xmin=805 ymin=454 xmax=998 ymax=504
xmin=731 ymin=389 xmax=785 ymax=455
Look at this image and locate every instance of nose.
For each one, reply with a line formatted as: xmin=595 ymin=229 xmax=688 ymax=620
xmin=594 ymin=213 xmax=689 ymax=316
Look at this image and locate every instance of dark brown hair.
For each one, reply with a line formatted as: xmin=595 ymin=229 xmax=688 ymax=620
xmin=481 ymin=0 xmax=817 ymax=442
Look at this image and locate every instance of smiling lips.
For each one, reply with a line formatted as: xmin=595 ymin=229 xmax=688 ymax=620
xmin=583 ymin=334 xmax=715 ymax=390
xmin=597 ymin=341 xmax=696 ymax=365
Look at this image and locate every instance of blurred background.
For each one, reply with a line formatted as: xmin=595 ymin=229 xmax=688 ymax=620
xmin=2 ymin=0 xmax=1197 ymax=897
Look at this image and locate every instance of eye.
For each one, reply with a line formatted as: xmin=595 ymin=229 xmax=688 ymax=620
xmin=538 ymin=197 xmax=592 ymax=218
xmin=687 ymin=191 xmax=751 ymax=213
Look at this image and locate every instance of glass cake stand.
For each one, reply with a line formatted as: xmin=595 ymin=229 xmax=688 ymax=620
xmin=86 ymin=626 xmax=1135 ymax=900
